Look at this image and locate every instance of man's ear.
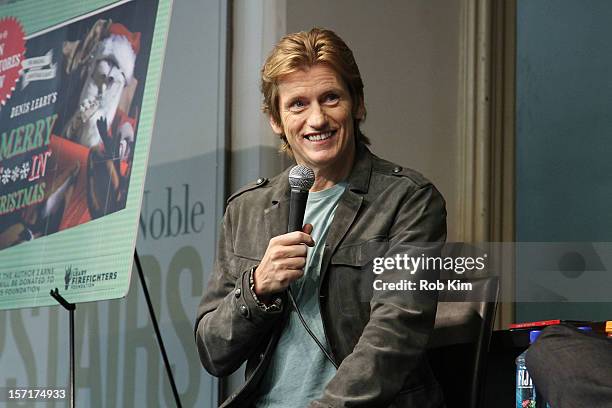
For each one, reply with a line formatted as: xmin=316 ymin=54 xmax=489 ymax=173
xmin=269 ymin=116 xmax=284 ymax=135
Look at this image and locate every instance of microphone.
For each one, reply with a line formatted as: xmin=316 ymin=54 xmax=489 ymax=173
xmin=286 ymin=165 xmax=338 ymax=368
xmin=287 ymin=165 xmax=315 ymax=232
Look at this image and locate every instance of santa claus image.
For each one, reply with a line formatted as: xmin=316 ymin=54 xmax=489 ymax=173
xmin=63 ymin=20 xmax=140 ymax=158
xmin=0 ymin=19 xmax=143 ymax=250
xmin=60 ymin=20 xmax=141 ymax=220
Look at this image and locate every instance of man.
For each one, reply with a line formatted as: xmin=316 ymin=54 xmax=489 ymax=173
xmin=63 ymin=19 xmax=139 ymax=153
xmin=526 ymin=324 xmax=612 ymax=408
xmin=195 ymin=28 xmax=447 ymax=407
xmin=61 ymin=20 xmax=140 ymax=221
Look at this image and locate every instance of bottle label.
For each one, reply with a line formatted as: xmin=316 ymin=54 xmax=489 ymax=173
xmin=517 ymin=399 xmax=536 ymax=408
xmin=516 ymin=368 xmax=533 ymax=389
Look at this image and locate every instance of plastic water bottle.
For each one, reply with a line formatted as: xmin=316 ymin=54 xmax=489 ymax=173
xmin=517 ymin=326 xmax=592 ymax=408
xmin=516 ymin=330 xmax=541 ymax=408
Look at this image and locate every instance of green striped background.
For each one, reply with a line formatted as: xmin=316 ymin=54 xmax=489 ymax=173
xmin=0 ymin=0 xmax=172 ymax=309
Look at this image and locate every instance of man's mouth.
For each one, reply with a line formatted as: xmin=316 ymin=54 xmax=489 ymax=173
xmin=304 ymin=130 xmax=336 ymax=141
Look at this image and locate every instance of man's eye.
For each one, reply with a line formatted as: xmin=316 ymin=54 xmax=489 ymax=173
xmin=290 ymin=100 xmax=306 ymax=110
xmin=324 ymin=93 xmax=339 ymax=103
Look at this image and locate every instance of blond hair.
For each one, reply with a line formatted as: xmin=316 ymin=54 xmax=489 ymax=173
xmin=261 ymin=27 xmax=370 ymax=153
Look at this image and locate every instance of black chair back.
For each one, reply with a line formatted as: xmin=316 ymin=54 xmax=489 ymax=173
xmin=427 ymin=277 xmax=499 ymax=408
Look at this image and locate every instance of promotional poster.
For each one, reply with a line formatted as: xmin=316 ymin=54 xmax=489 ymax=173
xmin=0 ymin=0 xmax=171 ymax=309
xmin=0 ymin=1 xmax=223 ymax=406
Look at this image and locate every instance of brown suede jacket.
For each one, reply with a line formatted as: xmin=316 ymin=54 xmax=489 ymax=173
xmin=195 ymin=144 xmax=447 ymax=408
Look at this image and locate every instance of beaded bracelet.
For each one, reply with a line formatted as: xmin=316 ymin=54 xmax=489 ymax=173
xmin=249 ymin=266 xmax=282 ymax=312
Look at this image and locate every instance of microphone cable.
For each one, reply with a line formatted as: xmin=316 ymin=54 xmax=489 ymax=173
xmin=287 ymin=286 xmax=339 ymax=369
xmin=285 ymin=165 xmax=338 ymax=369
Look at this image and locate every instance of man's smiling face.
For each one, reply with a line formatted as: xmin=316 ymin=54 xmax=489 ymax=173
xmin=270 ymin=63 xmax=363 ymax=181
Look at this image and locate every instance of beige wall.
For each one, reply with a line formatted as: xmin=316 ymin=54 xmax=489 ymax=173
xmin=286 ymin=0 xmax=461 ymax=240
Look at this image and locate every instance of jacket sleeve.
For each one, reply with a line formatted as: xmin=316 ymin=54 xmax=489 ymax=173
xmin=194 ymin=203 xmax=284 ymax=377
xmin=310 ymin=184 xmax=447 ymax=407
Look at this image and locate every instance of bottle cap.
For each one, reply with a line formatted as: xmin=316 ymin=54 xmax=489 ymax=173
xmin=529 ymin=330 xmax=543 ymax=344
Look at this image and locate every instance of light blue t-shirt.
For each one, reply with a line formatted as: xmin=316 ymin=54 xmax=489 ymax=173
xmin=255 ymin=182 xmax=347 ymax=408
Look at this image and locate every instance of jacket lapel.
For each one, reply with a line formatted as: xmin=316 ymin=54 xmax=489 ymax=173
xmin=264 ymin=167 xmax=291 ymax=240
xmin=262 ymin=145 xmax=373 ymax=281
xmin=319 ymin=191 xmax=363 ymax=284
xmin=320 ymin=144 xmax=372 ymax=283
xmin=264 ymin=198 xmax=289 ymax=239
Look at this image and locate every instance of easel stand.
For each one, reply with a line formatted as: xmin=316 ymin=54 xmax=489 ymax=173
xmin=49 ymin=252 xmax=182 ymax=408
xmin=134 ymin=250 xmax=182 ymax=408
xmin=50 ymin=288 xmax=76 ymax=408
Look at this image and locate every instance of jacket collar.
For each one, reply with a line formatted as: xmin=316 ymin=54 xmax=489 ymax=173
xmin=270 ymin=142 xmax=373 ymax=200
xmin=263 ymin=143 xmax=372 ymax=241
xmin=318 ymin=144 xmax=372 ymax=283
xmin=345 ymin=142 xmax=372 ymax=194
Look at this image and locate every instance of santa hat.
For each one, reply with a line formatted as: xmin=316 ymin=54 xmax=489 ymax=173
xmin=95 ymin=23 xmax=141 ymax=82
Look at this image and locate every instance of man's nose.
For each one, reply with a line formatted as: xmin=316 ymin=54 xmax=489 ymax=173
xmin=307 ymin=103 xmax=328 ymax=129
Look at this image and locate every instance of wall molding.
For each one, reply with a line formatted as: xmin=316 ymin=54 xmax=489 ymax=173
xmin=456 ymin=0 xmax=516 ymax=328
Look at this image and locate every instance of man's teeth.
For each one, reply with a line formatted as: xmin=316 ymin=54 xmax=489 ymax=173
xmin=305 ymin=131 xmax=334 ymax=141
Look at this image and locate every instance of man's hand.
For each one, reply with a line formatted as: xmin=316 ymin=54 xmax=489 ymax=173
xmin=253 ymin=224 xmax=314 ymax=297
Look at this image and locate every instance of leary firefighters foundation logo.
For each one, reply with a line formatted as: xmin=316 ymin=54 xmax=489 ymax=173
xmin=64 ymin=264 xmax=117 ymax=290
xmin=64 ymin=265 xmax=73 ymax=290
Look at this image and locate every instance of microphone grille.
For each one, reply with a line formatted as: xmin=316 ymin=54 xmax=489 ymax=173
xmin=288 ymin=165 xmax=315 ymax=191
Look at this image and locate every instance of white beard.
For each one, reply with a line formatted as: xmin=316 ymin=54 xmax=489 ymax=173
xmin=74 ymin=58 xmax=126 ymax=147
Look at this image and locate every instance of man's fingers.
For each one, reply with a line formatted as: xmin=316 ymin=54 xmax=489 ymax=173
xmin=258 ymin=228 xmax=314 ymax=294
xmin=280 ymin=256 xmax=306 ymax=270
xmin=273 ymin=231 xmax=314 ymax=246
xmin=279 ymin=269 xmax=304 ymax=285
xmin=273 ymin=244 xmax=308 ymax=259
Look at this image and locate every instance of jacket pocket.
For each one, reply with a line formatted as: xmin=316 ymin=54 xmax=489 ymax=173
xmin=329 ymin=237 xmax=388 ymax=316
xmin=331 ymin=236 xmax=389 ymax=267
